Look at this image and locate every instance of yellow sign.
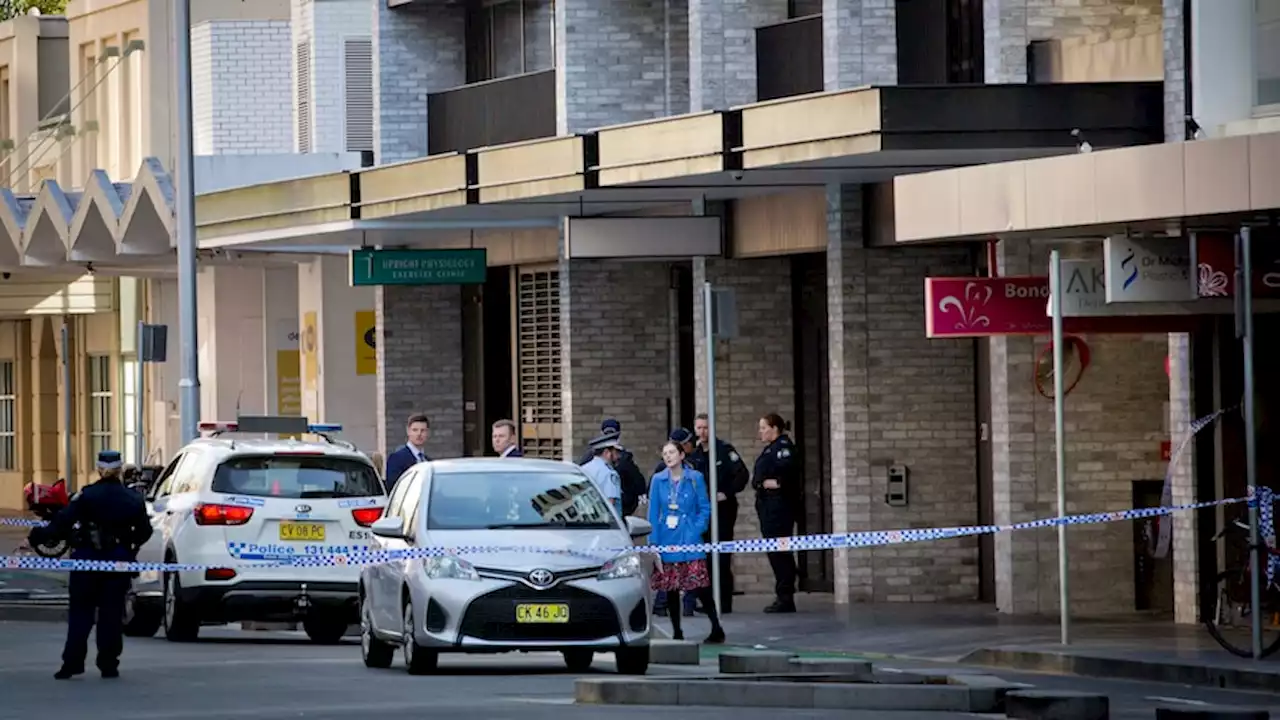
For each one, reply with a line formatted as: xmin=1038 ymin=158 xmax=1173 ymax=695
xmin=355 ymin=310 xmax=376 ymax=376
xmin=276 ymin=350 xmax=301 ymax=415
xmin=301 ymin=311 xmax=318 ymax=391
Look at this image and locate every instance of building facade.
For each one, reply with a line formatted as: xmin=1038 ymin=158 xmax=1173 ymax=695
xmin=1 ymin=0 xmax=1271 ymax=628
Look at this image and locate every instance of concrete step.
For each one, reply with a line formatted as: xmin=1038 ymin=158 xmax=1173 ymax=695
xmin=574 ymin=677 xmax=977 ymax=711
xmin=719 ymin=650 xmax=796 ymax=674
xmin=1005 ymin=690 xmax=1109 ymax=720
xmin=1154 ymin=708 xmax=1270 ymax=719
xmin=649 ymin=639 xmax=700 ymax=665
xmin=965 ymin=647 xmax=1280 ymax=693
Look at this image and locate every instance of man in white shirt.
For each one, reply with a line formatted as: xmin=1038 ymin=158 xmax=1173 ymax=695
xmin=580 ymin=433 xmax=623 ymax=512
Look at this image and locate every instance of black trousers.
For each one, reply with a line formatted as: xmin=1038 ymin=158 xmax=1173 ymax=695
xmin=756 ymin=496 xmax=797 ymax=598
xmin=63 ymin=571 xmax=131 ymax=672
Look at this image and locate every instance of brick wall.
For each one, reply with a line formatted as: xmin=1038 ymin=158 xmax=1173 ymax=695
xmin=824 ymin=0 xmax=898 ymax=89
xmin=827 ymin=185 xmax=979 ymax=604
xmin=373 ymin=0 xmax=465 ymax=163
xmin=990 ymin=240 xmax=1169 ymax=617
xmin=559 ymin=259 xmax=674 ymax=465
xmin=374 ymin=285 xmax=465 ymax=461
xmin=692 ymin=255 xmax=797 ymax=595
xmin=688 ymin=0 xmax=787 ymax=111
xmin=556 ymin=0 xmax=689 ymax=133
xmin=292 ymin=0 xmax=375 ymax=154
xmin=983 ymin=0 xmax=1163 ymax=83
xmin=192 ymin=21 xmax=293 ymax=155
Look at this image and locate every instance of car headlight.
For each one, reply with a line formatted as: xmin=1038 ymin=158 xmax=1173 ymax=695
xmin=423 ymin=555 xmax=480 ymax=581
xmin=598 ymin=553 xmax=643 ymax=581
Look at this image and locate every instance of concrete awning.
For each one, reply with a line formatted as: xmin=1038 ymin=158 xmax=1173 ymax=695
xmin=0 ymin=82 xmax=1166 ymax=267
xmin=892 ymin=131 xmax=1280 ymax=243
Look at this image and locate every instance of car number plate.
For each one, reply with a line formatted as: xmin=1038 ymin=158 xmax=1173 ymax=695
xmin=515 ymin=603 xmax=569 ymax=624
xmin=279 ymin=522 xmax=326 ymax=541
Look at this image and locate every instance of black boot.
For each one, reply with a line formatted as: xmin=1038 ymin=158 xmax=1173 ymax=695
xmin=764 ymin=596 xmax=796 ymax=614
xmin=54 ymin=666 xmax=83 ymax=680
xmin=667 ymin=590 xmax=684 ymax=640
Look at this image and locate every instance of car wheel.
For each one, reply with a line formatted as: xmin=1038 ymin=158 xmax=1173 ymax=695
xmin=303 ymin=614 xmax=348 ymax=644
xmin=162 ymin=569 xmax=200 ymax=642
xmin=360 ymin=594 xmax=394 ymax=669
xmin=122 ymin=590 xmax=162 ymax=638
xmin=614 ymin=646 xmax=649 ymax=675
xmin=562 ymin=649 xmax=594 ymax=672
xmin=402 ymin=600 xmax=438 ymax=675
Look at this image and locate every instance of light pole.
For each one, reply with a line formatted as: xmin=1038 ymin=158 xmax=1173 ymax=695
xmin=174 ymin=0 xmax=200 ymax=442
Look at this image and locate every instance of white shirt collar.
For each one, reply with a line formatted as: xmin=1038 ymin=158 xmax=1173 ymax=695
xmin=406 ymin=443 xmax=425 ymax=458
xmin=500 ymin=445 xmax=516 ymax=457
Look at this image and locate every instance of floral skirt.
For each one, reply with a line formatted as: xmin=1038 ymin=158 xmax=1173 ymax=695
xmin=651 ymin=558 xmax=710 ymax=592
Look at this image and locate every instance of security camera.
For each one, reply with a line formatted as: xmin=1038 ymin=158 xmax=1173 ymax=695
xmin=731 ymin=171 xmax=744 ymax=181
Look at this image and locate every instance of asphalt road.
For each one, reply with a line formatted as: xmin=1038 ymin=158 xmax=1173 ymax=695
xmin=2 ymin=621 xmax=1280 ymax=720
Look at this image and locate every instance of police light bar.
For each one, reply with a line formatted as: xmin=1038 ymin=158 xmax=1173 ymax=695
xmin=307 ymin=423 xmax=343 ymax=433
xmin=199 ymin=421 xmax=239 ymax=433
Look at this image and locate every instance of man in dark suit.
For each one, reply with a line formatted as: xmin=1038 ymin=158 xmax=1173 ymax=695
xmin=491 ymin=419 xmax=523 ymax=457
xmin=384 ymin=413 xmax=431 ymax=493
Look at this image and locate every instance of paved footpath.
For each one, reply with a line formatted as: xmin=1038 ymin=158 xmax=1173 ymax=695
xmin=3 ymin=620 xmax=1279 ymax=719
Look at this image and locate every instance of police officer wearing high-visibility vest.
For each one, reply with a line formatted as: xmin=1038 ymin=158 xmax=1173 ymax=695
xmin=581 ymin=433 xmax=625 ymax=513
xmin=752 ymin=413 xmax=800 ymax=614
xmin=29 ymin=450 xmax=153 ymax=679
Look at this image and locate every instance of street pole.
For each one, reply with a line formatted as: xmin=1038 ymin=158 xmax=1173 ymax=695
xmin=1049 ymin=250 xmax=1071 ymax=645
xmin=1239 ymin=226 xmax=1263 ymax=659
xmin=174 ymin=0 xmax=200 ymax=443
xmin=135 ymin=321 xmax=146 ymax=465
xmin=703 ymin=281 xmax=722 ymax=618
xmin=60 ymin=321 xmax=72 ymax=486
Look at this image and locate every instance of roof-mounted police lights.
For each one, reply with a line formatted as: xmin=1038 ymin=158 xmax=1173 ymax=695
xmin=197 ymin=416 xmax=344 ymax=437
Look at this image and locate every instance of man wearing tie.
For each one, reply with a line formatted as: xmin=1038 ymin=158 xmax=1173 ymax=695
xmin=384 ymin=413 xmax=431 ymax=492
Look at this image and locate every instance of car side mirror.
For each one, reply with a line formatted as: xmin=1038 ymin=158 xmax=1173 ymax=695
xmin=625 ymin=516 xmax=652 ymax=538
xmin=371 ymin=516 xmax=405 ymax=539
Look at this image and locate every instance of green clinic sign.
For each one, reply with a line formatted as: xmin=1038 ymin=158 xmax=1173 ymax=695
xmin=349 ymin=248 xmax=487 ymax=286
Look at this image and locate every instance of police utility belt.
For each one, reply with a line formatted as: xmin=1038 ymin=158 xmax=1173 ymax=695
xmin=74 ymin=523 xmax=131 ymax=553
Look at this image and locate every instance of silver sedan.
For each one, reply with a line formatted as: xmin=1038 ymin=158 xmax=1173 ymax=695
xmin=359 ymin=457 xmax=654 ymax=675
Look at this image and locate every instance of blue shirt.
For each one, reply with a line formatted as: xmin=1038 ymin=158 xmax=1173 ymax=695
xmin=581 ymin=456 xmax=621 ymax=511
xmin=647 ymin=467 xmax=711 ymax=563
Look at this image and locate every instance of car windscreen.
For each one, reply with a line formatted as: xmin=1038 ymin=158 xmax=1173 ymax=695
xmin=211 ymin=455 xmax=383 ymax=499
xmin=426 ymin=471 xmax=619 ymax=531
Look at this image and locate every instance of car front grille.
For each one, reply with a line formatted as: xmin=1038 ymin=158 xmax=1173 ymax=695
xmin=458 ymin=584 xmax=622 ymax=642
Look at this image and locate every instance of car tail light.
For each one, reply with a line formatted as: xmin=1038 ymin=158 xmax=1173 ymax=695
xmin=205 ymin=568 xmax=237 ymax=581
xmin=352 ymin=507 xmax=383 ymax=527
xmin=194 ymin=503 xmax=254 ymax=526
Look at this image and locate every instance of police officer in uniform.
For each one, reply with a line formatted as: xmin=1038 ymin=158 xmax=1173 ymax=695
xmin=29 ymin=450 xmax=153 ymax=679
xmin=580 ymin=433 xmax=625 ymax=513
xmin=690 ymin=413 xmax=749 ymax=613
xmin=752 ymin=413 xmax=799 ymax=614
xmin=578 ymin=418 xmax=647 ymax=516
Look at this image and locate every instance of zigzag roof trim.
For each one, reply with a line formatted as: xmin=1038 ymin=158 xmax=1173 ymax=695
xmin=0 ymin=158 xmax=176 ymax=267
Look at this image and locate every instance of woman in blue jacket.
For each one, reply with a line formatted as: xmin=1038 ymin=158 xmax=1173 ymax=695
xmin=649 ymin=441 xmax=726 ymax=643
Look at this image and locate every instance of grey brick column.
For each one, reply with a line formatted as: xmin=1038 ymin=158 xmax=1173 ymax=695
xmin=826 ymin=184 xmax=979 ymax=605
xmin=373 ymin=1 xmax=465 ymax=163
xmin=688 ymin=0 xmax=787 ymax=111
xmin=823 ymin=0 xmax=897 ymax=89
xmin=1168 ymin=332 xmax=1198 ymax=623
xmin=374 ymin=285 xmax=465 ymax=461
xmin=1163 ymin=0 xmax=1186 ymax=141
xmin=555 ymin=0 xmax=689 ymax=133
xmin=982 ymin=0 xmax=1028 ymax=84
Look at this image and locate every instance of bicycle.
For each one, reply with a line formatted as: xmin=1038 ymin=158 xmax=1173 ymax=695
xmin=1203 ymin=517 xmax=1280 ymax=658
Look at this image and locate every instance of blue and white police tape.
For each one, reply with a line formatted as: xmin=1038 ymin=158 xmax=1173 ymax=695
xmin=0 ymin=492 xmax=1263 ymax=574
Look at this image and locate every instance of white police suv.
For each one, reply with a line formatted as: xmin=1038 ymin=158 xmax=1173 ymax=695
xmin=125 ymin=416 xmax=386 ymax=644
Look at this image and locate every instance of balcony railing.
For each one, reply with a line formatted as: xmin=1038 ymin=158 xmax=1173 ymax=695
xmin=755 ymin=15 xmax=823 ymax=102
xmin=426 ymin=68 xmax=557 ymax=155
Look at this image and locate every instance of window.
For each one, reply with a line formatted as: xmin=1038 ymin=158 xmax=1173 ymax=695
xmin=0 ymin=360 xmax=14 ymax=471
xmin=1257 ymin=0 xmax=1280 ymax=110
xmin=210 ymin=455 xmax=382 ymax=499
xmin=465 ymin=0 xmax=555 ymax=83
xmin=426 ymin=471 xmax=619 ymax=531
xmin=88 ymin=355 xmax=112 ymax=458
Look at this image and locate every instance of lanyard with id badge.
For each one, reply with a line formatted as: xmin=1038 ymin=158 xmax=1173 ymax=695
xmin=666 ymin=476 xmax=684 ymax=530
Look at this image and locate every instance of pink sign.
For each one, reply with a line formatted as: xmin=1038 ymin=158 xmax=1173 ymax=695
xmin=926 ymin=276 xmax=1051 ymax=338
xmin=924 ymin=276 xmax=1207 ymax=338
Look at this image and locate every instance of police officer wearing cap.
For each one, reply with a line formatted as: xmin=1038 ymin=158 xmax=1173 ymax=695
xmin=578 ymin=418 xmax=647 ymax=516
xmin=581 ymin=433 xmax=625 ymax=513
xmin=29 ymin=449 xmax=153 ymax=679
